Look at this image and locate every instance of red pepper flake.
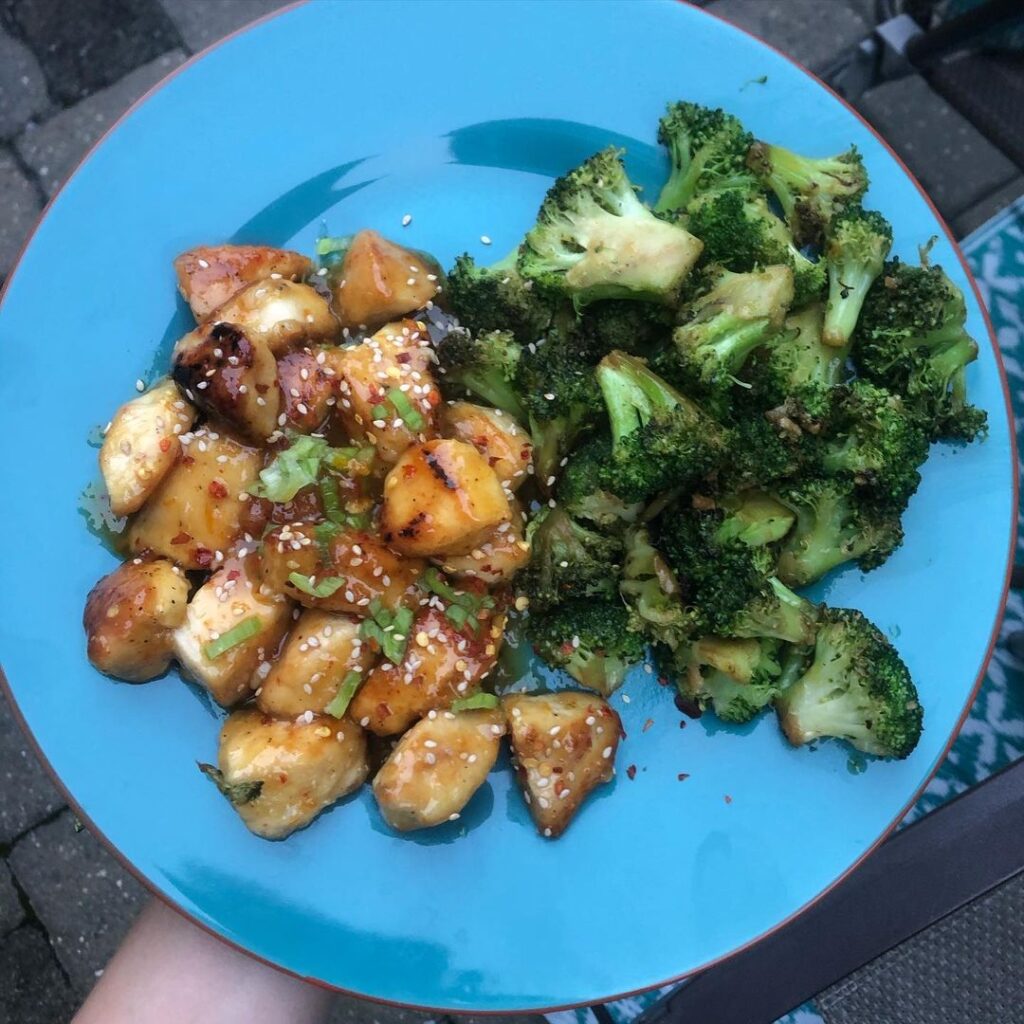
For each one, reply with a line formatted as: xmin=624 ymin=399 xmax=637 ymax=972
xmin=396 ymin=352 xmax=411 ymax=364
xmin=679 ymin=719 xmax=687 ymax=729
xmin=657 ymin=675 xmax=669 ymax=687
xmin=180 ymin=455 xmax=195 ymax=467
xmin=626 ymin=764 xmax=637 ymax=780
xmin=158 ymin=437 xmax=172 ymax=452
xmin=724 ymin=794 xmax=732 ymax=805
xmin=208 ymin=479 xmax=228 ymax=499
xmin=642 ymin=718 xmax=654 ymax=733
xmin=226 ymin=570 xmax=241 ymax=582
xmin=559 ymin=641 xmax=575 ymax=656
xmin=194 ymin=547 xmax=214 ymax=568
xmin=402 ymin=464 xmax=417 ymax=479
xmin=170 ymin=531 xmax=192 ymax=545
xmin=677 ymin=773 xmax=690 ymax=782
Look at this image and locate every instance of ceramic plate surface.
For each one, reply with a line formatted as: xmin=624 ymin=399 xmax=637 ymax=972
xmin=0 ymin=0 xmax=1014 ymax=1011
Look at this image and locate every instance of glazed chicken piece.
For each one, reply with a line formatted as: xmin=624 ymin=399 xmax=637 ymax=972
xmin=127 ymin=428 xmax=261 ymax=570
xmin=329 ymin=230 xmax=441 ymax=331
xmin=172 ymin=558 xmax=292 ymax=707
xmin=207 ymin=708 xmax=368 ymax=839
xmin=438 ymin=401 xmax=533 ymax=492
xmin=84 ymin=558 xmax=190 ymax=681
xmin=380 ymin=439 xmax=512 ymax=558
xmin=349 ymin=597 xmax=505 ymax=735
xmin=435 ymin=498 xmax=530 ymax=584
xmin=208 ymin=278 xmax=338 ymax=355
xmin=276 ymin=346 xmax=347 ymax=433
xmin=332 ymin=319 xmax=441 ymax=464
xmin=99 ymin=380 xmax=197 ymax=517
xmin=373 ymin=708 xmax=505 ymax=830
xmin=257 ymin=610 xmax=376 ymax=718
xmin=503 ymin=691 xmax=622 ymax=838
xmin=174 ymin=244 xmax=312 ymax=322
xmin=259 ymin=524 xmax=425 ymax=614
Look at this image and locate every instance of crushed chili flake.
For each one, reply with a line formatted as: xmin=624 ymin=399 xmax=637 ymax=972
xmin=194 ymin=547 xmax=214 ymax=568
xmin=626 ymin=764 xmax=637 ymax=780
xmin=642 ymin=718 xmax=654 ymax=732
xmin=158 ymin=437 xmax=172 ymax=452
xmin=208 ymin=479 xmax=228 ymax=499
xmin=226 ymin=570 xmax=241 ymax=582
xmin=677 ymin=773 xmax=690 ymax=782
xmin=724 ymin=794 xmax=732 ymax=804
xmin=679 ymin=719 xmax=687 ymax=729
xmin=170 ymin=531 xmax=192 ymax=545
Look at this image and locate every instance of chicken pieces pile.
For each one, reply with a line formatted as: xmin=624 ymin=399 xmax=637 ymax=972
xmin=84 ymin=233 xmax=622 ymax=841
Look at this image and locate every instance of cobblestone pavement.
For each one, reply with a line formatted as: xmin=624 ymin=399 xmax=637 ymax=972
xmin=0 ymin=1 xmax=1020 ymax=1022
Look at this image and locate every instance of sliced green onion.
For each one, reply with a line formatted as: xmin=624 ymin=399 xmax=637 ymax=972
xmin=203 ymin=616 xmax=262 ymax=660
xmin=252 ymin=434 xmax=327 ymax=502
xmin=393 ymin=606 xmax=414 ymax=636
xmin=445 ymin=604 xmax=470 ymax=630
xmin=288 ymin=572 xmax=345 ymax=598
xmin=359 ymin=602 xmax=411 ymax=664
xmin=323 ymin=446 xmax=361 ymax=471
xmin=450 ymin=693 xmax=500 ymax=712
xmin=319 ymin=474 xmax=343 ymax=521
xmin=371 ymin=403 xmax=389 ymax=421
xmin=314 ymin=521 xmax=340 ymax=558
xmin=197 ymin=763 xmax=263 ymax=806
xmin=315 ymin=234 xmax=352 ymax=257
xmin=324 ymin=670 xmax=363 ymax=718
xmin=387 ymin=388 xmax=425 ymax=431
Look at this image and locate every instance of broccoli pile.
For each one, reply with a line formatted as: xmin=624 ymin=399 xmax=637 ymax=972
xmin=434 ymin=98 xmax=988 ymax=761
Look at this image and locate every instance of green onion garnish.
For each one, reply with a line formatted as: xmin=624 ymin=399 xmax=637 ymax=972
xmin=197 ymin=763 xmax=263 ymax=805
xmin=386 ymin=388 xmax=425 ymax=431
xmin=371 ymin=403 xmax=389 ymax=421
xmin=319 ymin=474 xmax=343 ymax=522
xmin=324 ymin=670 xmax=363 ymax=718
xmin=315 ymin=234 xmax=352 ymax=257
xmin=445 ymin=603 xmax=469 ymax=630
xmin=314 ymin=521 xmax=339 ymax=558
xmin=359 ymin=601 xmax=412 ymax=663
xmin=203 ymin=616 xmax=263 ymax=660
xmin=420 ymin=568 xmax=496 ymax=634
xmin=288 ymin=572 xmax=345 ymax=598
xmin=450 ymin=693 xmax=500 ymax=712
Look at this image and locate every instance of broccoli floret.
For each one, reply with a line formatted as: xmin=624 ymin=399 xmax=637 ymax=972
xmin=516 ymin=325 xmax=605 ymax=486
xmin=715 ymin=490 xmax=796 ymax=546
xmin=686 ymin=189 xmax=827 ymax=305
xmin=775 ymin=606 xmax=922 ymax=758
xmin=681 ymin=636 xmax=784 ymax=723
xmin=435 ymin=326 xmax=526 ymax=422
xmin=445 ymin=251 xmax=554 ymax=343
xmin=721 ymin=409 xmax=804 ymax=491
xmin=749 ymin=303 xmax=848 ymax=437
xmin=520 ymin=506 xmax=622 ymax=611
xmin=773 ymin=476 xmax=904 ymax=587
xmin=579 ymin=299 xmax=675 ymax=356
xmin=657 ymin=504 xmax=817 ymax=644
xmin=518 ymin=147 xmax=704 ymax=308
xmin=557 ymin=435 xmax=643 ymax=528
xmin=818 ymin=380 xmax=928 ymax=513
xmin=672 ymin=265 xmax=795 ymax=408
xmin=747 ymin=141 xmax=867 ymax=246
xmin=654 ymin=102 xmax=755 ymax=213
xmin=619 ymin=526 xmax=695 ymax=650
xmin=822 ymin=206 xmax=893 ymax=349
xmin=596 ymin=351 xmax=728 ymax=501
xmin=529 ymin=599 xmax=646 ymax=696
xmin=855 ymin=259 xmax=987 ymax=441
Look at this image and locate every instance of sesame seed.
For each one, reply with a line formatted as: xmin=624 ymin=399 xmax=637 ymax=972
xmin=480 ymin=235 xmax=492 ymax=245
xmin=135 ymin=379 xmax=145 ymax=392
xmin=402 ymin=214 xmax=412 ymax=226
xmin=602 ymin=746 xmax=613 ymax=758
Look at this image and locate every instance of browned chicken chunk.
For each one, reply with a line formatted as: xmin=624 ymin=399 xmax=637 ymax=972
xmin=439 ymin=402 xmax=533 ymax=492
xmin=503 ymin=691 xmax=622 ymax=838
xmin=174 ymin=244 xmax=312 ymax=321
xmin=84 ymin=558 xmax=190 ymax=681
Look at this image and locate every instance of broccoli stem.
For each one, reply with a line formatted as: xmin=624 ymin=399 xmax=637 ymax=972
xmin=597 ymin=351 xmax=697 ymax=445
xmin=824 ymin=264 xmax=877 ymax=349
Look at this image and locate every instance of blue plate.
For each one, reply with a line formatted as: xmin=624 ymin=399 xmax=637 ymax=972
xmin=0 ymin=0 xmax=1015 ymax=1012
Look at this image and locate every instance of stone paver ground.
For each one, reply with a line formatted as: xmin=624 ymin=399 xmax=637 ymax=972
xmin=0 ymin=1 xmax=1020 ymax=1022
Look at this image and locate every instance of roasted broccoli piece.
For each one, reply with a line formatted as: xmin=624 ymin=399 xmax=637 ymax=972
xmin=855 ymin=259 xmax=987 ymax=441
xmin=818 ymin=380 xmax=928 ymax=513
xmin=435 ymin=326 xmax=526 ymax=422
xmin=557 ymin=435 xmax=643 ymax=528
xmin=529 ymin=599 xmax=646 ymax=696
xmin=749 ymin=303 xmax=848 ymax=436
xmin=678 ymin=636 xmax=784 ymax=724
xmin=518 ymin=147 xmax=704 ymax=308
xmin=596 ymin=351 xmax=728 ymax=501
xmin=773 ymin=476 xmax=904 ymax=587
xmin=714 ymin=490 xmax=796 ymax=546
xmin=747 ymin=141 xmax=867 ymax=246
xmin=686 ymin=188 xmax=827 ymax=305
xmin=657 ymin=503 xmax=817 ymax=644
xmin=619 ymin=526 xmax=694 ymax=650
xmin=775 ymin=606 xmax=922 ymax=758
xmin=654 ymin=101 xmax=755 ymax=213
xmin=520 ymin=506 xmax=622 ymax=610
xmin=672 ymin=265 xmax=795 ymax=409
xmin=579 ymin=299 xmax=675 ymax=356
xmin=444 ymin=250 xmax=554 ymax=343
xmin=720 ymin=408 xmax=805 ymax=491
xmin=516 ymin=324 xmax=605 ymax=486
xmin=822 ymin=206 xmax=893 ymax=349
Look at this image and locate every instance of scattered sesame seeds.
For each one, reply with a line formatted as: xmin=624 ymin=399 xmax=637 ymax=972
xmin=402 ymin=214 xmax=412 ymax=226
xmin=480 ymin=235 xmax=492 ymax=245
xmin=602 ymin=746 xmax=613 ymax=759
xmin=135 ymin=379 xmax=145 ymax=392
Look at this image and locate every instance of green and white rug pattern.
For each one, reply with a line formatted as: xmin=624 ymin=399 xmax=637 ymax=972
xmin=547 ymin=196 xmax=1024 ymax=1024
